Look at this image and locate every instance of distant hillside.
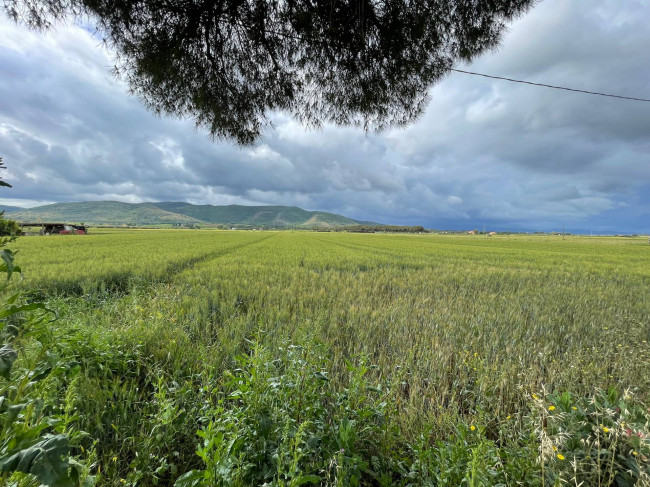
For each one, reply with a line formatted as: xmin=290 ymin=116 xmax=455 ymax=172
xmin=9 ymin=202 xmax=203 ymax=226
xmin=0 ymin=205 xmax=23 ymax=214
xmin=154 ymin=202 xmax=364 ymax=228
xmin=8 ymin=201 xmax=377 ymax=228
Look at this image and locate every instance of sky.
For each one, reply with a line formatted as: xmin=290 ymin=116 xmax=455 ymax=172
xmin=1 ymin=0 xmax=649 ymax=233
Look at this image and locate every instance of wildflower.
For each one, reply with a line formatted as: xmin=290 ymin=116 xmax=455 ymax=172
xmin=532 ymin=394 xmax=539 ymax=400
xmin=506 ymin=415 xmax=512 ymax=420
xmin=548 ymin=406 xmax=556 ymax=411
xmin=474 ymin=352 xmax=478 ymax=358
xmin=632 ymin=451 xmax=639 ymax=456
xmin=602 ymin=426 xmax=610 ymax=433
xmin=470 ymin=425 xmax=476 ymax=431
xmin=557 ymin=454 xmax=565 ymax=460
xmin=552 ymin=446 xmax=557 ymax=452
xmin=571 ymin=406 xmax=577 ymax=410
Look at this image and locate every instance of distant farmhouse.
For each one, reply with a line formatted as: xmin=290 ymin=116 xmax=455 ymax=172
xmin=20 ymin=222 xmax=87 ymax=235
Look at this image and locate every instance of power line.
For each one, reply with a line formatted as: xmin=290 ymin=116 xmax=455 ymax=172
xmin=449 ymin=68 xmax=650 ymax=103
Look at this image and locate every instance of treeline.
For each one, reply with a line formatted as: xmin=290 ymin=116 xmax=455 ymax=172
xmin=332 ymin=224 xmax=428 ymax=233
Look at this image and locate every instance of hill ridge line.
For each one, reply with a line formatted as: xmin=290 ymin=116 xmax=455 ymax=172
xmin=5 ymin=201 xmax=379 ymax=229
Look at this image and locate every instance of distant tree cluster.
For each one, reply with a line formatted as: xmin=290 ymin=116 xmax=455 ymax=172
xmin=0 ymin=217 xmax=21 ymax=238
xmin=4 ymin=0 xmax=534 ymax=144
xmin=0 ymin=158 xmax=20 ymax=239
xmin=336 ymin=224 xmax=427 ymax=234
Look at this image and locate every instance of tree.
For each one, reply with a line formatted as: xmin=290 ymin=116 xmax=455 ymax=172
xmin=0 ymin=158 xmax=20 ymax=241
xmin=4 ymin=0 xmax=534 ymax=145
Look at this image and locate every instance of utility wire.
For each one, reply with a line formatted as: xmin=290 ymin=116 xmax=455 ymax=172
xmin=449 ymin=68 xmax=650 ymax=103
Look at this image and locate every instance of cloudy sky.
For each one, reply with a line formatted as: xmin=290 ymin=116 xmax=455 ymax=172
xmin=1 ymin=0 xmax=649 ymax=233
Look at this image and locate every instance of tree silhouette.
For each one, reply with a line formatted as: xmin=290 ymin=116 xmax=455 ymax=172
xmin=4 ymin=0 xmax=534 ymax=144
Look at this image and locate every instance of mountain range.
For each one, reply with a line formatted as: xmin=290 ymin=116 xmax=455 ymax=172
xmin=1 ymin=201 xmax=378 ymax=228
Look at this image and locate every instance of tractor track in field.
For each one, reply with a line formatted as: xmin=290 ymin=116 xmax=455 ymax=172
xmin=161 ymin=232 xmax=276 ymax=284
xmin=39 ymin=233 xmax=277 ymax=299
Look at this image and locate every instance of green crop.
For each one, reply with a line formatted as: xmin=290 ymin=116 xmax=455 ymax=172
xmin=4 ymin=230 xmax=649 ymax=485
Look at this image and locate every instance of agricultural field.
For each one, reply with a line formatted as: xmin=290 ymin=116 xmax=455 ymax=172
xmin=2 ymin=229 xmax=650 ymax=486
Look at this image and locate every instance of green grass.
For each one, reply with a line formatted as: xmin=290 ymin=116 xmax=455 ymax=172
xmin=12 ymin=229 xmax=270 ymax=295
xmin=4 ymin=231 xmax=650 ymax=485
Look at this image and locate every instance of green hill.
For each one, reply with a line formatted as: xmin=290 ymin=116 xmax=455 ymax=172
xmin=8 ymin=202 xmax=203 ymax=226
xmin=7 ymin=201 xmax=376 ymax=228
xmin=153 ymin=202 xmax=364 ymax=227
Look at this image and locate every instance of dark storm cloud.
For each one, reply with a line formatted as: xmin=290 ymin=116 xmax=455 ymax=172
xmin=0 ymin=0 xmax=649 ymax=232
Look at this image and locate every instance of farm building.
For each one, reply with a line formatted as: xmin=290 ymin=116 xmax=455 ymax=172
xmin=20 ymin=222 xmax=88 ymax=235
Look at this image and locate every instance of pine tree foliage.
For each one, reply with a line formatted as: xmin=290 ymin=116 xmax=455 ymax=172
xmin=4 ymin=0 xmax=534 ymax=144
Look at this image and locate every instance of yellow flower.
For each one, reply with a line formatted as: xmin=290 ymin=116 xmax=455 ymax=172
xmin=532 ymin=394 xmax=539 ymax=400
xmin=548 ymin=406 xmax=556 ymax=411
xmin=506 ymin=415 xmax=512 ymax=420
xmin=602 ymin=426 xmax=610 ymax=433
xmin=552 ymin=446 xmax=558 ymax=452
xmin=470 ymin=425 xmax=476 ymax=431
xmin=632 ymin=451 xmax=639 ymax=456
xmin=571 ymin=406 xmax=577 ymax=410
xmin=557 ymin=454 xmax=565 ymax=460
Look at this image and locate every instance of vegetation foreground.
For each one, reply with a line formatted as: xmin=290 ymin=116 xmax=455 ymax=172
xmin=1 ymin=229 xmax=649 ymax=486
